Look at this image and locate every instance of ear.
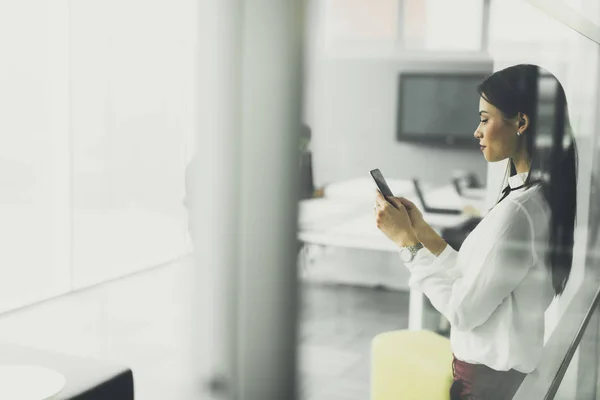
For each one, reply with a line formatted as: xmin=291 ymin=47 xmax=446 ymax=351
xmin=517 ymin=112 xmax=530 ymax=134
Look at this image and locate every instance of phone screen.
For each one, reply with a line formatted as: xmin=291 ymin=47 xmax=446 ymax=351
xmin=369 ymin=169 xmax=394 ymax=197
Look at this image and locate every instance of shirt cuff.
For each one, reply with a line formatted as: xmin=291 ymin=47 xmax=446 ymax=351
xmin=402 ymin=243 xmax=454 ymax=272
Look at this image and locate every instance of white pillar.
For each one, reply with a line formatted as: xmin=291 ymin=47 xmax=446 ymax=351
xmin=236 ymin=1 xmax=304 ymax=398
xmin=192 ymin=0 xmax=243 ymax=397
xmin=193 ymin=1 xmax=304 ymax=399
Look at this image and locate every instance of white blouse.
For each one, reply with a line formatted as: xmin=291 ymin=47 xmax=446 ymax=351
xmin=403 ymin=172 xmax=555 ymax=373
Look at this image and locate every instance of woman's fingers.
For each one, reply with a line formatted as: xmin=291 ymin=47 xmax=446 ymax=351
xmin=375 ymin=193 xmax=417 ymax=212
xmin=386 ymin=197 xmax=405 ymax=210
xmin=398 ymin=197 xmax=419 ymax=211
xmin=397 ymin=196 xmax=414 ymax=206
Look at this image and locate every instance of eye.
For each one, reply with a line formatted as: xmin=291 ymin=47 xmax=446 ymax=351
xmin=479 ymin=119 xmax=488 ymax=124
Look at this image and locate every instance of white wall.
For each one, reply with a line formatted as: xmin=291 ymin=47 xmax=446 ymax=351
xmin=302 ymin=1 xmax=494 ymax=189
xmin=309 ymin=55 xmax=490 ymax=188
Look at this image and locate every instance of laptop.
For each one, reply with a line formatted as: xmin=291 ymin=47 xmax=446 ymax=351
xmin=412 ymin=178 xmax=463 ymax=215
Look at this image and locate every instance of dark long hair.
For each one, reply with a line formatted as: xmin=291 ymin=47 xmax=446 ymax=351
xmin=477 ymin=64 xmax=578 ymax=296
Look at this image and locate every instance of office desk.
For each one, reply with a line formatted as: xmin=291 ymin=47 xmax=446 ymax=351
xmin=0 ymin=343 xmax=133 ymax=400
xmin=297 ymin=183 xmax=482 ymax=330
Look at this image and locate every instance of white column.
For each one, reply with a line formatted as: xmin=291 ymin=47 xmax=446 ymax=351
xmin=236 ymin=1 xmax=304 ymax=399
xmin=193 ymin=0 xmax=303 ymax=399
xmin=192 ymin=0 xmax=243 ymax=397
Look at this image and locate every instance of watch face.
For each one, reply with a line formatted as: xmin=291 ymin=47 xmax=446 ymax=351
xmin=401 ymin=248 xmax=413 ymax=262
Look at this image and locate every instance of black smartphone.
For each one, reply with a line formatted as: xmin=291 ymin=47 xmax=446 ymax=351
xmin=369 ymin=169 xmax=394 ymax=197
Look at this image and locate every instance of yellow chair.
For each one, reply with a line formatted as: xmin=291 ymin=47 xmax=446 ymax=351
xmin=371 ymin=330 xmax=454 ymax=400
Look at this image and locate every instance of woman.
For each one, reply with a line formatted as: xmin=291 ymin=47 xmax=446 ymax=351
xmin=374 ymin=64 xmax=577 ymax=400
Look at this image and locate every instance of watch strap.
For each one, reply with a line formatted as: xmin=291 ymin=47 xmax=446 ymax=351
xmin=406 ymin=242 xmax=424 ymax=256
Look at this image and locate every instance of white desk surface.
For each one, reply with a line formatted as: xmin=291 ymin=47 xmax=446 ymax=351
xmin=297 ymin=181 xmax=483 ymax=252
xmin=298 ymin=199 xmax=472 ymax=252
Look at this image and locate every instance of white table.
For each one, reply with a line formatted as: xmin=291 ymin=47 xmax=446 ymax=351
xmin=0 ymin=343 xmax=133 ymax=400
xmin=297 ymin=178 xmax=486 ymax=330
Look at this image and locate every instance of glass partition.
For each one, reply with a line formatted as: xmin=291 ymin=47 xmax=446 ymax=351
xmin=488 ymin=0 xmax=600 ymax=397
xmin=300 ymin=0 xmax=600 ymax=399
xmin=0 ymin=1 xmax=71 ymax=312
xmin=69 ymin=1 xmax=192 ymax=288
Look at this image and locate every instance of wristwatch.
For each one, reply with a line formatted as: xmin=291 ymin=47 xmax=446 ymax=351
xmin=400 ymin=242 xmax=424 ymax=262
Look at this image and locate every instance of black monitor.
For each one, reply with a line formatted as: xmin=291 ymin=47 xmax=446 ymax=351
xmin=396 ymin=72 xmax=487 ymax=147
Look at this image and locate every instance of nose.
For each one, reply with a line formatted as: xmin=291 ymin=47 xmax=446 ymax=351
xmin=474 ymin=124 xmax=482 ymax=140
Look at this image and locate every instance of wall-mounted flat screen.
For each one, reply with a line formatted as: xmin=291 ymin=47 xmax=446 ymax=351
xmin=396 ymin=73 xmax=488 ymax=147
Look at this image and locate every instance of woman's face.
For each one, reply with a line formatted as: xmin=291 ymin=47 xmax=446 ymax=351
xmin=474 ymin=95 xmax=521 ymax=162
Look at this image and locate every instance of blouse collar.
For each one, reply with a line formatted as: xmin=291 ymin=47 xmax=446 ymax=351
xmin=508 ymin=172 xmax=529 ymax=189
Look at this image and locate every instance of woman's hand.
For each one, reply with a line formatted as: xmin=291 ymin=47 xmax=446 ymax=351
xmin=374 ymin=191 xmax=419 ymax=247
xmin=393 ymin=196 xmax=427 ymax=237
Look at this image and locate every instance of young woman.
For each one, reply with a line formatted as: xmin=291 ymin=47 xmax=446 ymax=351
xmin=374 ymin=64 xmax=578 ymax=400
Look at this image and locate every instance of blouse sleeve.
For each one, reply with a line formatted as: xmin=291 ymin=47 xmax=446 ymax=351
xmin=403 ymin=201 xmax=537 ymax=331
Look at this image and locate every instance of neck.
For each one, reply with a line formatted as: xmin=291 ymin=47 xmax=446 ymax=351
xmin=512 ymin=149 xmax=531 ymax=175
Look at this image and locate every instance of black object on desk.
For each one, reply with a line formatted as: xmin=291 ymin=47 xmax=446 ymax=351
xmin=451 ymin=178 xmax=463 ymax=197
xmin=452 ymin=177 xmax=486 ymax=200
xmin=0 ymin=343 xmax=134 ymax=400
xmin=440 ymin=217 xmax=482 ymax=251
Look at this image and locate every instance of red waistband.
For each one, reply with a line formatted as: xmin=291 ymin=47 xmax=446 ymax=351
xmin=451 ymin=353 xmax=526 ymax=399
xmin=452 ymin=354 xmax=525 ymax=380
